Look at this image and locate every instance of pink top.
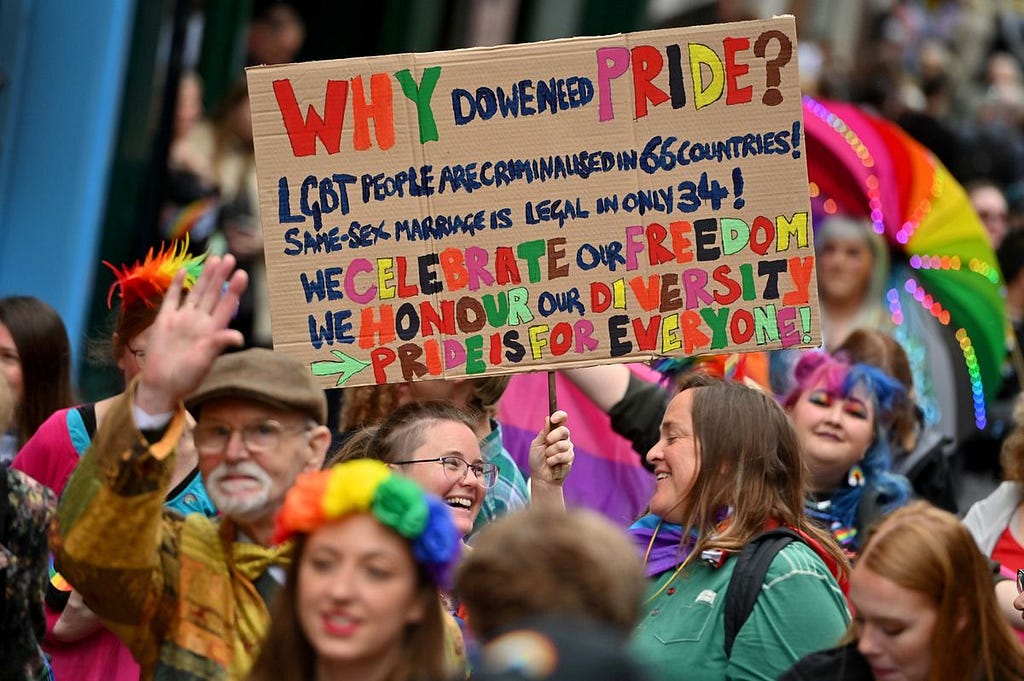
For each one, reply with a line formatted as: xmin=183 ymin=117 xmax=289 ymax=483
xmin=11 ymin=408 xmax=80 ymax=496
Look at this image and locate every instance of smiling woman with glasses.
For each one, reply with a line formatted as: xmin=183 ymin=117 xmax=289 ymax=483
xmin=344 ymin=399 xmax=574 ymax=544
xmin=359 ymin=401 xmax=500 ymax=541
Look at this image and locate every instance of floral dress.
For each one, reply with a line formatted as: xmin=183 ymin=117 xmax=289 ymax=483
xmin=1 ymin=467 xmax=57 ymax=680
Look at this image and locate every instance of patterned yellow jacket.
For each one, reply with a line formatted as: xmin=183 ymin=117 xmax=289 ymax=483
xmin=53 ymin=391 xmax=279 ymax=681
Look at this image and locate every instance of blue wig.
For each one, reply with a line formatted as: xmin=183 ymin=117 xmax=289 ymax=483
xmin=785 ymin=352 xmax=914 ymax=548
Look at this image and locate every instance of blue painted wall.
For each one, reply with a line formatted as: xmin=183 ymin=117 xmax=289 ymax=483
xmin=0 ymin=0 xmax=135 ymax=372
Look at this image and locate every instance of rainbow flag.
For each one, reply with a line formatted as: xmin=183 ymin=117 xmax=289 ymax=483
xmin=497 ymin=367 xmax=655 ymax=526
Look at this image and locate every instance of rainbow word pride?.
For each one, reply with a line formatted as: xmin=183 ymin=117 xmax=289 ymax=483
xmin=270 ymin=30 xmax=794 ymax=157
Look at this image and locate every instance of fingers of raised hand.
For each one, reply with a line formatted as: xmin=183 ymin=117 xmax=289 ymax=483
xmin=161 ymin=269 xmax=188 ymax=311
xmin=189 ymin=255 xmax=237 ymax=311
xmin=210 ymin=268 xmax=249 ymax=328
xmin=545 ymin=440 xmax=573 ymax=464
xmin=548 ymin=447 xmax=573 ymax=481
xmin=545 ymin=425 xmax=571 ymax=446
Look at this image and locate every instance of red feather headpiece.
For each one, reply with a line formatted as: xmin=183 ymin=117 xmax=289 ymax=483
xmin=104 ymin=237 xmax=207 ymax=310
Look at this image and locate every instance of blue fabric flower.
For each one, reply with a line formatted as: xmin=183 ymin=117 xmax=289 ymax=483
xmin=413 ymin=496 xmax=461 ymax=587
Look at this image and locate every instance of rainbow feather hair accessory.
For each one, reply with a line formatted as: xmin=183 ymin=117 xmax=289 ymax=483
xmin=274 ymin=459 xmax=461 ymax=588
xmin=652 ymin=353 xmax=750 ymax=385
xmin=104 ymin=237 xmax=207 ymax=309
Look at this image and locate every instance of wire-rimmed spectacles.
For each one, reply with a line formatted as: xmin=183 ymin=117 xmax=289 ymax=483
xmin=194 ymin=419 xmax=312 ymax=454
xmin=395 ymin=456 xmax=499 ymax=489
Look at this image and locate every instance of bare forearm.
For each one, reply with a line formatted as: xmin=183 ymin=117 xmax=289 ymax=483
xmin=996 ymin=579 xmax=1024 ymax=631
xmin=529 ymin=479 xmax=566 ymax=513
xmin=560 ymin=365 xmax=631 ymax=412
xmin=52 ymin=591 xmax=104 ymax=642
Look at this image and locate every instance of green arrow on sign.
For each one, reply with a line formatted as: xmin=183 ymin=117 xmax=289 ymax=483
xmin=310 ymin=350 xmax=371 ymax=387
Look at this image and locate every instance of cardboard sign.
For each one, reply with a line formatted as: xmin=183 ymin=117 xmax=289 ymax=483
xmin=246 ymin=16 xmax=818 ymax=388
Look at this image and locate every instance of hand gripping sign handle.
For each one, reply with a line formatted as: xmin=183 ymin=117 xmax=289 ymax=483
xmin=548 ymin=370 xmax=569 ymax=482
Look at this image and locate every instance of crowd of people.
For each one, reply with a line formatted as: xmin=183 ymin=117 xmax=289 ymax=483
xmin=6 ymin=2 xmax=1024 ymax=681
xmin=3 ymin=242 xmax=1024 ymax=681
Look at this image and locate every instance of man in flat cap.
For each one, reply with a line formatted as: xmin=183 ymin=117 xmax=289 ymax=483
xmin=54 ymin=255 xmax=331 ymax=680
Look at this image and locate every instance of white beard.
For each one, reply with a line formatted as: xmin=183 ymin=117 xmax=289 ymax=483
xmin=204 ymin=461 xmax=273 ymax=522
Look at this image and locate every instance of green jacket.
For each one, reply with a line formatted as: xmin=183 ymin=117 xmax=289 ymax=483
xmin=630 ymin=541 xmax=849 ymax=680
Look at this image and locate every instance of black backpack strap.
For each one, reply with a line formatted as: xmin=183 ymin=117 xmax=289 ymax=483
xmin=76 ymin=403 xmax=98 ymax=440
xmin=723 ymin=527 xmax=803 ymax=658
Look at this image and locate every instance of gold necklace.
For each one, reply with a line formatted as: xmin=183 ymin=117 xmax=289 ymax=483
xmin=642 ymin=519 xmax=697 ymax=606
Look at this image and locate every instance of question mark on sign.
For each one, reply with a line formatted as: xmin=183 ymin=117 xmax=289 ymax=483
xmin=753 ymin=30 xmax=793 ymax=106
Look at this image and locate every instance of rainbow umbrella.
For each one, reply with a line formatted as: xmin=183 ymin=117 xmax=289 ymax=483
xmin=803 ymin=97 xmax=1005 ymax=430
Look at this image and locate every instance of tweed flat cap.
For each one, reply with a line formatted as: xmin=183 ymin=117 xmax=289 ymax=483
xmin=185 ymin=348 xmax=327 ymax=424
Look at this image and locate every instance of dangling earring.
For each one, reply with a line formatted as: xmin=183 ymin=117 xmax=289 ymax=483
xmin=847 ymin=464 xmax=865 ymax=487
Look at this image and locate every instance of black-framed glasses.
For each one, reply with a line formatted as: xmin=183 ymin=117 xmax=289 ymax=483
xmin=396 ymin=456 xmax=499 ymax=489
xmin=127 ymin=345 xmax=147 ymax=367
xmin=194 ymin=419 xmax=311 ymax=454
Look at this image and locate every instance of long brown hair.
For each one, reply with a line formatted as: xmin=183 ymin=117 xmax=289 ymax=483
xmin=671 ymin=374 xmax=848 ymax=576
xmin=855 ymin=502 xmax=1024 ymax=681
xmin=0 ymin=296 xmax=74 ymax=446
xmin=247 ymin=529 xmax=449 ymax=681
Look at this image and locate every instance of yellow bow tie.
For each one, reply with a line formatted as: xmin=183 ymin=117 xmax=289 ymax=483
xmin=232 ymin=541 xmax=292 ymax=581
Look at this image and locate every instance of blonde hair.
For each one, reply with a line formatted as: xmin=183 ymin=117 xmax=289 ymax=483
xmin=815 ymin=216 xmax=890 ymax=332
xmin=856 ymin=502 xmax=1024 ymax=680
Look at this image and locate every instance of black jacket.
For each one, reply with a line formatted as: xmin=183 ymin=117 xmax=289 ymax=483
xmin=778 ymin=642 xmax=873 ymax=681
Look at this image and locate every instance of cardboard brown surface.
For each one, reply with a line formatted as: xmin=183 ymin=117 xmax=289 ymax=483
xmin=246 ymin=16 xmax=818 ymax=387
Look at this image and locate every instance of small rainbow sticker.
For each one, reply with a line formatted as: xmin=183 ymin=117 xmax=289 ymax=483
xmin=833 ymin=526 xmax=858 ymax=545
xmin=49 ymin=555 xmax=71 ymax=592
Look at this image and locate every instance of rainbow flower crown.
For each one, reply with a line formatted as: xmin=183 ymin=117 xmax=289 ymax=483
xmin=104 ymin=237 xmax=207 ymax=309
xmin=274 ymin=459 xmax=461 ymax=587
